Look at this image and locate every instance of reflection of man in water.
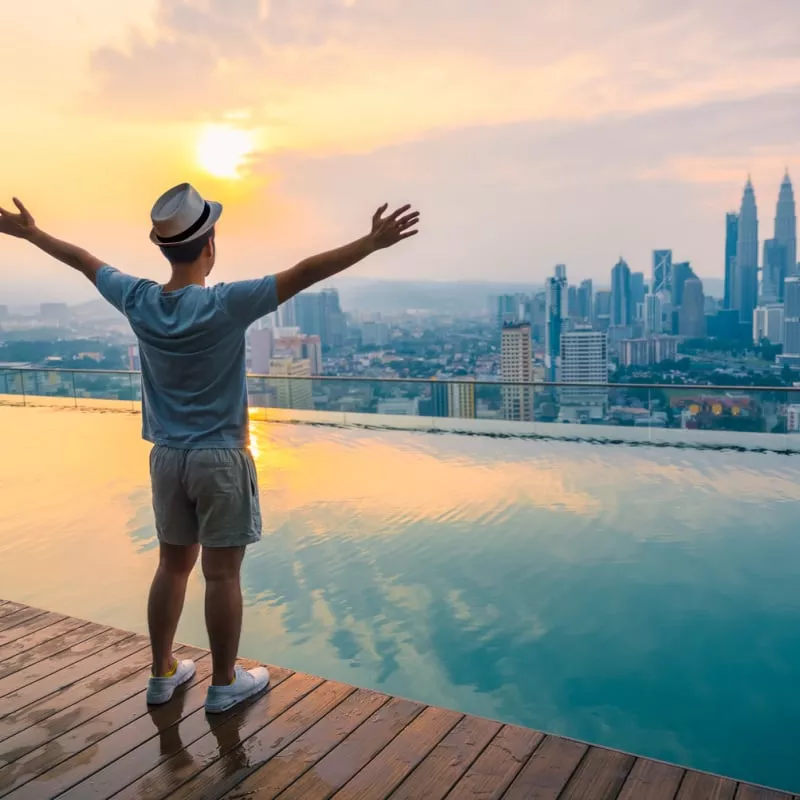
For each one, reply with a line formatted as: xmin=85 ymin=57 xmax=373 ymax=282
xmin=0 ymin=186 xmax=419 ymax=711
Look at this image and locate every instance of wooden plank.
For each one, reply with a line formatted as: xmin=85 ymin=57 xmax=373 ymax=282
xmin=0 ymin=613 xmax=68 ymax=648
xmin=734 ymin=785 xmax=795 ymax=800
xmin=0 ymin=609 xmax=47 ymax=636
xmin=0 ymin=626 xmax=127 ymax=700
xmin=221 ymin=689 xmax=389 ymax=800
xmin=0 ymin=633 xmax=147 ymax=718
xmin=0 ymin=622 xmax=99 ymax=680
xmin=676 ymin=771 xmax=736 ymax=800
xmin=617 ymin=758 xmax=685 ymax=800
xmin=559 ymin=746 xmax=636 ymax=800
xmin=503 ymin=735 xmax=588 ymax=800
xmin=0 ymin=604 xmax=26 ymax=620
xmin=0 ymin=645 xmax=205 ymax=760
xmin=71 ymin=670 xmax=318 ymax=800
xmin=152 ymin=679 xmax=356 ymax=800
xmin=444 ymin=725 xmax=544 ymax=800
xmin=0 ymin=616 xmax=84 ymax=664
xmin=390 ymin=715 xmax=502 ymax=800
xmin=0 ymin=656 xmax=220 ymax=798
xmin=275 ymin=696 xmax=425 ymax=800
xmin=331 ymin=705 xmax=463 ymax=800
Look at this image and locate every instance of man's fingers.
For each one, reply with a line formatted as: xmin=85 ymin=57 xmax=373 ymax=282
xmin=0 ymin=206 xmax=10 ymax=217
xmin=372 ymin=203 xmax=388 ymax=224
xmin=387 ymin=204 xmax=412 ymax=222
xmin=397 ymin=212 xmax=420 ymax=228
xmin=12 ymin=198 xmax=31 ymax=220
xmin=398 ymin=230 xmax=419 ymax=240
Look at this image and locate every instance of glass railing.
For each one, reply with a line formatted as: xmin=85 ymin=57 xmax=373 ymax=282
xmin=2 ymin=366 xmax=799 ymax=449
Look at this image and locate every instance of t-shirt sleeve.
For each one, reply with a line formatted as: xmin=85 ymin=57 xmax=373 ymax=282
xmin=216 ymin=276 xmax=279 ymax=327
xmin=95 ymin=266 xmax=139 ymax=314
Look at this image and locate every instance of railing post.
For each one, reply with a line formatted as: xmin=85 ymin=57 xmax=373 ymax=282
xmin=129 ymin=372 xmax=134 ymax=413
xmin=19 ymin=369 xmax=26 ymax=407
xmin=71 ymin=372 xmax=77 ymax=408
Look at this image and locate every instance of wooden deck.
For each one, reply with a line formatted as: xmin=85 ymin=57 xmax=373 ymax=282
xmin=0 ymin=600 xmax=794 ymax=800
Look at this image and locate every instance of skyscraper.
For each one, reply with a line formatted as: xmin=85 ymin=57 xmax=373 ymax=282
xmin=762 ymin=239 xmax=788 ymax=303
xmin=577 ymin=279 xmax=593 ymax=321
xmin=567 ymin=285 xmax=580 ymax=319
xmin=734 ymin=177 xmax=759 ymax=325
xmin=679 ymin=279 xmax=706 ymax=338
xmin=753 ymin=304 xmax=784 ymax=345
xmin=724 ymin=212 xmax=739 ymax=310
xmin=783 ymin=277 xmax=800 ymax=358
xmin=644 ymin=293 xmax=663 ymax=334
xmin=559 ymin=330 xmax=608 ymax=422
xmin=652 ymin=250 xmax=672 ymax=296
xmin=672 ymin=261 xmax=698 ymax=308
xmin=630 ymin=272 xmax=645 ymax=309
xmin=775 ymin=170 xmax=797 ymax=277
xmin=545 ymin=266 xmax=567 ymax=381
xmin=610 ymin=258 xmax=633 ymax=326
xmin=501 ymin=323 xmax=533 ymax=422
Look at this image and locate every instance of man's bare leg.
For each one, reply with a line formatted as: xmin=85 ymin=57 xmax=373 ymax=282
xmin=148 ymin=542 xmax=199 ymax=676
xmin=202 ymin=545 xmax=246 ymax=686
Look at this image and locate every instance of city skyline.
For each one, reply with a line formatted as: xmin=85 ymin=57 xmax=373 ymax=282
xmin=1 ymin=1 xmax=799 ymax=304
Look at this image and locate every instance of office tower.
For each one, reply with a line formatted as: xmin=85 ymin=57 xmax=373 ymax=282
xmin=610 ymin=258 xmax=633 ymax=326
xmin=269 ymin=357 xmax=313 ymax=409
xmin=762 ymin=239 xmax=788 ymax=303
xmin=672 ymin=261 xmax=697 ymax=308
xmin=277 ymin=296 xmax=296 ymax=328
xmin=250 ymin=327 xmax=274 ymax=374
xmin=496 ymin=294 xmax=520 ymax=328
xmin=652 ymin=250 xmax=672 ymax=296
xmin=431 ymin=380 xmax=449 ymax=417
xmin=295 ymin=293 xmax=324 ymax=338
xmin=775 ymin=170 xmax=797 ymax=276
xmin=734 ymin=177 xmax=759 ymax=325
xmin=545 ymin=267 xmax=567 ymax=381
xmin=577 ymin=279 xmax=593 ymax=321
xmin=127 ymin=344 xmax=141 ymax=372
xmin=294 ymin=290 xmax=346 ymax=350
xmin=621 ymin=339 xmax=650 ymax=367
xmin=753 ymin=304 xmax=784 ymax=345
xmin=679 ymin=279 xmax=706 ymax=338
xmin=530 ymin=291 xmax=547 ymax=343
xmin=644 ymin=293 xmax=663 ymax=334
xmin=724 ymin=212 xmax=739 ymax=309
xmin=302 ymin=335 xmax=323 ymax=375
xmin=782 ymin=277 xmax=800 ymax=357
xmin=630 ymin=272 xmax=645 ymax=310
xmin=501 ymin=323 xmax=533 ymax=421
xmin=449 ymin=380 xmax=476 ymax=418
xmin=567 ymin=285 xmax=580 ymax=319
xmin=559 ymin=330 xmax=608 ymax=421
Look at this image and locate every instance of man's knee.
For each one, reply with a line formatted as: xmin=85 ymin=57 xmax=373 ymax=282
xmin=158 ymin=542 xmax=199 ymax=576
xmin=201 ymin=546 xmax=245 ymax=583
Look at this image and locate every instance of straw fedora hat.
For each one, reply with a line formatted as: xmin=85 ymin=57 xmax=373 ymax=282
xmin=149 ymin=183 xmax=222 ymax=247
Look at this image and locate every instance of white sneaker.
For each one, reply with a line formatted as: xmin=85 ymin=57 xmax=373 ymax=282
xmin=146 ymin=659 xmax=196 ymax=705
xmin=205 ymin=665 xmax=270 ymax=713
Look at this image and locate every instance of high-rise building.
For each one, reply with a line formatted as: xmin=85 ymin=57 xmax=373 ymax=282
xmin=577 ymin=280 xmax=593 ymax=321
xmin=630 ymin=272 xmax=645 ymax=311
xmin=269 ymin=358 xmax=313 ymax=410
xmin=724 ymin=211 xmax=739 ymax=309
xmin=679 ymin=279 xmax=706 ymax=338
xmin=127 ymin=344 xmax=141 ymax=372
xmin=361 ymin=321 xmax=390 ymax=347
xmin=652 ymin=250 xmax=672 ymax=296
xmin=295 ymin=290 xmax=346 ymax=350
xmin=672 ymin=261 xmax=697 ymax=308
xmin=530 ymin=291 xmax=547 ymax=343
xmin=496 ymin=294 xmax=523 ymax=328
xmin=277 ymin=296 xmax=296 ymax=328
xmin=734 ymin=177 xmax=759 ymax=325
xmin=644 ymin=293 xmax=663 ymax=334
xmin=567 ymin=285 xmax=580 ymax=319
xmin=302 ymin=335 xmax=323 ymax=375
xmin=620 ymin=339 xmax=650 ymax=367
xmin=753 ymin=304 xmax=784 ymax=345
xmin=762 ymin=239 xmax=788 ymax=303
xmin=652 ymin=335 xmax=679 ymax=363
xmin=782 ymin=277 xmax=800 ymax=357
xmin=448 ymin=380 xmax=476 ymax=419
xmin=501 ymin=323 xmax=533 ymax=422
xmin=545 ymin=267 xmax=567 ymax=381
xmin=559 ymin=330 xmax=608 ymax=421
xmin=431 ymin=380 xmax=449 ymax=417
xmin=610 ymin=258 xmax=633 ymax=326
xmin=250 ymin=327 xmax=274 ymax=374
xmin=775 ymin=170 xmax=797 ymax=277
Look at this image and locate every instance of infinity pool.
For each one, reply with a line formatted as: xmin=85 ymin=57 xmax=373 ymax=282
xmin=1 ymin=406 xmax=799 ymax=791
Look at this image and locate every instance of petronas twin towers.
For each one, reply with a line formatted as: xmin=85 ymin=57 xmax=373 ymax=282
xmin=726 ymin=171 xmax=797 ymax=324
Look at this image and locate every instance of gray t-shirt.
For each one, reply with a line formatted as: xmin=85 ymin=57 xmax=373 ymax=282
xmin=96 ymin=266 xmax=278 ymax=449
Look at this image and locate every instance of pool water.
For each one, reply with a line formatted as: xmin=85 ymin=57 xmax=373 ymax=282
xmin=1 ymin=406 xmax=799 ymax=791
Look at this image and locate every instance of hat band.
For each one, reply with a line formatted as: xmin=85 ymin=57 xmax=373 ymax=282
xmin=155 ymin=202 xmax=211 ymax=245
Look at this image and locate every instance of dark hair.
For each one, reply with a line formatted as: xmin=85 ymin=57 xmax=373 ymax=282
xmin=159 ymin=228 xmax=215 ymax=265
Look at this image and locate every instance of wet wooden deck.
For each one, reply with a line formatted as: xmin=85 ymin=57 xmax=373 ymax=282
xmin=0 ymin=599 xmax=794 ymax=800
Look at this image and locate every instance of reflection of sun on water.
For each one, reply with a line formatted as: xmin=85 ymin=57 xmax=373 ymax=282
xmin=196 ymin=124 xmax=255 ymax=179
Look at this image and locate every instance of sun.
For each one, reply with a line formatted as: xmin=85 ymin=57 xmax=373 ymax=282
xmin=196 ymin=125 xmax=255 ymax=180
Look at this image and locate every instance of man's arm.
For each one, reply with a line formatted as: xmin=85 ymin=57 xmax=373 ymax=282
xmin=275 ymin=203 xmax=419 ymax=304
xmin=0 ymin=198 xmax=105 ymax=283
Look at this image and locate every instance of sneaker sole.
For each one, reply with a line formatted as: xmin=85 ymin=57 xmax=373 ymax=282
xmin=204 ymin=677 xmax=270 ymax=714
xmin=146 ymin=664 xmax=197 ymax=706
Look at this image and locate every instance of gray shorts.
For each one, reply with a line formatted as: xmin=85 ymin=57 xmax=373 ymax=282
xmin=149 ymin=446 xmax=262 ymax=548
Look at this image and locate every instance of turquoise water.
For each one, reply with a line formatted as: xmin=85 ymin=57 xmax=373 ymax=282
xmin=1 ymin=406 xmax=799 ymax=791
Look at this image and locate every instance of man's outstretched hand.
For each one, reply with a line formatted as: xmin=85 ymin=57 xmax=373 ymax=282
xmin=368 ymin=204 xmax=420 ymax=250
xmin=0 ymin=198 xmax=37 ymax=240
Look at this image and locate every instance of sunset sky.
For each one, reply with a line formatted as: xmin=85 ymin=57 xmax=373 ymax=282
xmin=1 ymin=0 xmax=799 ymax=302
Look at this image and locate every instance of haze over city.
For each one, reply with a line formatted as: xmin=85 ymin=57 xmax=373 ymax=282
xmin=1 ymin=0 xmax=799 ymax=303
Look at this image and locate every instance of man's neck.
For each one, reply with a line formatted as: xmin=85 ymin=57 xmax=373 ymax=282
xmin=163 ymin=264 xmax=207 ymax=292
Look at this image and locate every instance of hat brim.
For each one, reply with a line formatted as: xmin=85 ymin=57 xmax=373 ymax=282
xmin=149 ymin=201 xmax=223 ymax=247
